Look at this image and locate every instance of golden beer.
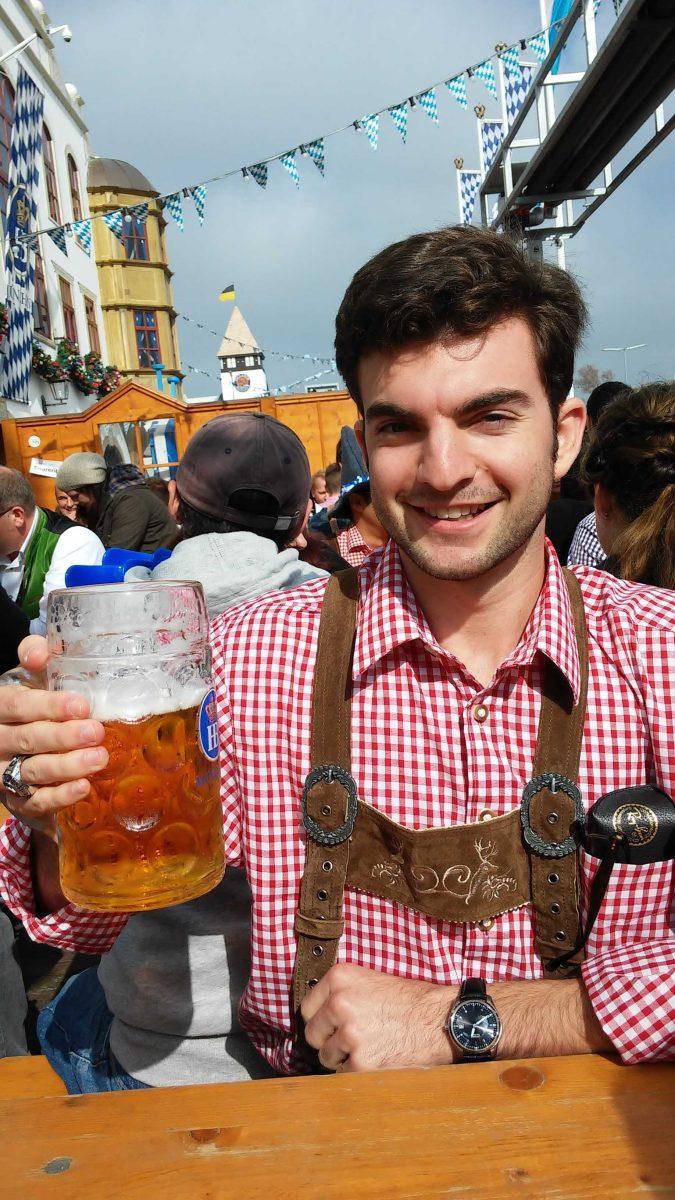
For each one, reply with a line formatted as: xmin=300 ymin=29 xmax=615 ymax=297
xmin=57 ymin=700 xmax=225 ymax=911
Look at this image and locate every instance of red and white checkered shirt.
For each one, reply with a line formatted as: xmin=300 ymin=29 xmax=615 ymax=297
xmin=1 ymin=541 xmax=674 ymax=1071
xmin=336 ymin=524 xmax=374 ymax=567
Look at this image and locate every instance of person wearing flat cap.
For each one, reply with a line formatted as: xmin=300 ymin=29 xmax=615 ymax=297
xmin=55 ymin=452 xmax=178 ymax=555
xmin=311 ymin=426 xmax=387 ymax=567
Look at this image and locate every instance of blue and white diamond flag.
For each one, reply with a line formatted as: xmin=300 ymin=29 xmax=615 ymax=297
xmin=505 ymin=64 xmax=535 ymax=128
xmin=388 ymin=102 xmax=408 ymax=142
xmin=103 ymin=209 xmax=125 ymax=242
xmin=189 ymin=186 xmax=206 ymax=224
xmin=130 ymin=201 xmax=149 ymax=224
xmin=249 ymin=162 xmax=268 ymax=188
xmin=1 ymin=67 xmax=44 ymax=404
xmin=458 ymin=169 xmax=482 ymax=225
xmin=360 ymin=114 xmax=379 ymax=150
xmin=416 ymin=88 xmax=438 ymax=123
xmin=280 ymin=151 xmax=300 ymax=187
xmin=164 ymin=192 xmax=184 ymax=229
xmin=594 ymin=0 xmax=602 ymax=13
xmin=47 ymin=224 xmax=68 ymax=254
xmin=446 ymin=75 xmax=467 ymax=109
xmin=72 ymin=218 xmax=91 ymax=254
xmin=304 ymin=139 xmax=325 ymax=175
xmin=23 ymin=232 xmax=38 ymax=252
xmin=500 ymin=46 xmax=522 ymax=77
xmin=481 ymin=119 xmax=504 ymax=172
xmin=528 ymin=32 xmax=548 ymax=63
xmin=474 ymin=59 xmax=498 ymax=98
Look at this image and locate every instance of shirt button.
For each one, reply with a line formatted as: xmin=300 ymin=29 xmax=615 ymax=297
xmin=472 ymin=703 xmax=489 ymax=723
xmin=479 ymin=918 xmax=494 ymax=932
xmin=478 ymin=809 xmax=494 ymax=823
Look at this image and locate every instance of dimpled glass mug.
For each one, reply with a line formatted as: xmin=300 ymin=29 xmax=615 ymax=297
xmin=46 ymin=581 xmax=224 ymax=911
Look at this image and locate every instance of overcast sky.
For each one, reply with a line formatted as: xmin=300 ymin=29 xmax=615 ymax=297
xmin=58 ymin=0 xmax=674 ymax=396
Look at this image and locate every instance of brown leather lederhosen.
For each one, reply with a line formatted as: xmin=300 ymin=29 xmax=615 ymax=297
xmin=292 ymin=567 xmax=589 ymax=1013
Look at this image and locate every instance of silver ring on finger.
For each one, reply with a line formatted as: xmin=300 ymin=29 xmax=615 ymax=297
xmin=2 ymin=754 xmax=36 ymax=800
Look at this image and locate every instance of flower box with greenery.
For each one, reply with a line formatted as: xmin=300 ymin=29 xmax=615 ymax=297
xmin=31 ymin=336 xmax=121 ymax=396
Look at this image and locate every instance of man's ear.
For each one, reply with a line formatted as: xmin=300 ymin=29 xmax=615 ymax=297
xmin=354 ymin=419 xmax=368 ymax=468
xmin=167 ymin=479 xmax=181 ymax=521
xmin=553 ymin=395 xmax=586 ymax=482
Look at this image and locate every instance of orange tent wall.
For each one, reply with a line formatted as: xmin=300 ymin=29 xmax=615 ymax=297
xmin=1 ymin=382 xmax=358 ymax=510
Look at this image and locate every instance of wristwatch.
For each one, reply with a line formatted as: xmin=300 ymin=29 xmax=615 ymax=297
xmin=445 ymin=977 xmax=502 ymax=1062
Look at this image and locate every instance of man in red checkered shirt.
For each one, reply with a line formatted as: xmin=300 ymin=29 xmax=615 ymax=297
xmin=1 ymin=226 xmax=674 ymax=1079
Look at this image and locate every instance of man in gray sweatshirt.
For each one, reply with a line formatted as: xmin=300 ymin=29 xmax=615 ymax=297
xmin=36 ymin=413 xmax=326 ymax=1091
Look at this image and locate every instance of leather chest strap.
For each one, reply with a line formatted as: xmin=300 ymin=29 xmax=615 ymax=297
xmin=525 ymin=568 xmax=589 ymax=976
xmin=292 ymin=569 xmax=359 ymax=1012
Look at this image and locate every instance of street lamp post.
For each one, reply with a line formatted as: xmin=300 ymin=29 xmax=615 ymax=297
xmin=601 ymin=343 xmax=646 ymax=385
xmin=0 ymin=24 xmax=72 ymax=67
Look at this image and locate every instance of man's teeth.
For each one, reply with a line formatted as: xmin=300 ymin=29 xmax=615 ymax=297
xmin=422 ymin=504 xmax=490 ymax=520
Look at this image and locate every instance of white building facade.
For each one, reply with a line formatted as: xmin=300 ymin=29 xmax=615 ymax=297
xmin=0 ymin=0 xmax=107 ymax=419
xmin=218 ymin=306 xmax=268 ymax=402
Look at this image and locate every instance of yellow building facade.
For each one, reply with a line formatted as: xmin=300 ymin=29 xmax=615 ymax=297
xmin=86 ymin=158 xmax=183 ymax=396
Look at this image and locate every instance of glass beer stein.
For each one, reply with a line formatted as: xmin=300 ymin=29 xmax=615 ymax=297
xmin=46 ymin=580 xmax=224 ymax=911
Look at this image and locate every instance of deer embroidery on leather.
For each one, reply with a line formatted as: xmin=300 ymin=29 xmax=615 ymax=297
xmin=373 ymin=838 xmax=516 ymax=906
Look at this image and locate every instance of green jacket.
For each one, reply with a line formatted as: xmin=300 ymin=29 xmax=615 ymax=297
xmin=96 ymin=484 xmax=177 ymax=553
xmin=17 ymin=508 xmax=71 ymax=619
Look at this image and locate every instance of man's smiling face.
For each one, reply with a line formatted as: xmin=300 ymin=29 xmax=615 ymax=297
xmin=356 ymin=317 xmax=579 ymax=582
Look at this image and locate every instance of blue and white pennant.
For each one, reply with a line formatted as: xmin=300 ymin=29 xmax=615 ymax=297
xmin=190 ymin=185 xmax=206 ymax=224
xmin=279 ymin=151 xmax=300 ymax=186
xmin=164 ymin=192 xmax=184 ymax=230
xmin=360 ymin=114 xmax=379 ymax=150
xmin=446 ymin=76 xmax=468 ymax=109
xmin=303 ymin=139 xmax=325 ymax=176
xmin=416 ymin=88 xmax=438 ymax=123
xmin=388 ymin=102 xmax=408 ymax=142
xmin=504 ymin=64 xmax=535 ymax=128
xmin=481 ymin=119 xmax=504 ymax=172
xmin=458 ymin=170 xmax=482 ymax=225
xmin=473 ymin=60 xmax=498 ymax=98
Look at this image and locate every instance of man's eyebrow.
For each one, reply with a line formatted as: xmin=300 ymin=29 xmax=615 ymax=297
xmin=456 ymin=389 xmax=533 ymax=417
xmin=364 ymin=391 xmax=533 ymax=423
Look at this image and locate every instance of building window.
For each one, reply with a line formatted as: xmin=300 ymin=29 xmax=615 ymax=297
xmin=58 ymin=276 xmax=77 ymax=343
xmin=67 ymin=154 xmax=82 ymax=221
xmin=33 ymin=248 xmax=51 ymax=338
xmin=134 ymin=309 xmax=161 ymax=367
xmin=0 ymin=74 xmax=15 ymax=216
xmin=122 ymin=214 xmax=149 ymax=261
xmin=83 ymin=294 xmax=100 ymax=355
xmin=226 ymin=356 xmax=236 ymax=369
xmin=244 ymin=355 xmax=255 ymax=367
xmin=98 ymin=417 xmax=178 ymax=479
xmin=43 ymin=124 xmax=60 ymax=223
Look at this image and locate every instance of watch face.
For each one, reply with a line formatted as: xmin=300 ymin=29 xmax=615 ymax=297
xmin=450 ymin=1000 xmax=500 ymax=1053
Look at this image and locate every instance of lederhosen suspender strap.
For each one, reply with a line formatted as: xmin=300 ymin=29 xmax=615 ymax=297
xmin=292 ymin=567 xmax=589 ymax=1011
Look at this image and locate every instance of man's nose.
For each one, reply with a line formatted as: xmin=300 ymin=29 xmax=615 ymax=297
xmin=415 ymin=430 xmax=476 ymax=494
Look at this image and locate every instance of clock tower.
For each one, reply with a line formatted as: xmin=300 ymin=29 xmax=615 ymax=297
xmin=218 ymin=306 xmax=268 ymax=401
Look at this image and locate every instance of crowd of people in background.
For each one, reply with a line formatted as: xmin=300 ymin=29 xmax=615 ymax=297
xmin=0 ymin=223 xmax=673 ymax=1089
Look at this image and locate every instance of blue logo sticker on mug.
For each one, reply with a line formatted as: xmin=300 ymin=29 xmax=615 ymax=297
xmin=198 ymin=689 xmax=219 ymax=761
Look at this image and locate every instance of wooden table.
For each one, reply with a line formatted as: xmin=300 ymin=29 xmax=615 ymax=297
xmin=2 ymin=1053 xmax=673 ymax=1199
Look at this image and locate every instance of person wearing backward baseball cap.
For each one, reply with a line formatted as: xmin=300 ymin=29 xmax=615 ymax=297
xmin=55 ymin=451 xmax=177 ymax=554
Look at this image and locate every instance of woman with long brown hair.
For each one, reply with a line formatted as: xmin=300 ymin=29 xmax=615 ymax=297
xmin=582 ymin=381 xmax=675 ymax=587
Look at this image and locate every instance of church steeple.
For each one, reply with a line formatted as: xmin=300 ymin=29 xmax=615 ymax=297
xmin=218 ymin=307 xmax=268 ymax=400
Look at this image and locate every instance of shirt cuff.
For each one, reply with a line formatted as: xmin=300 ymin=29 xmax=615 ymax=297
xmin=582 ymin=942 xmax=675 ymax=1064
xmin=0 ymin=817 xmax=126 ymax=955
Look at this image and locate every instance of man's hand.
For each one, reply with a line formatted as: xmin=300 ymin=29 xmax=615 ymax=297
xmin=0 ymin=634 xmax=108 ymax=840
xmin=300 ymin=964 xmax=453 ymax=1072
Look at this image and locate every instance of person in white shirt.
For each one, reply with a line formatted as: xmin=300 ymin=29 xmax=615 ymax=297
xmin=0 ymin=468 xmax=104 ymax=636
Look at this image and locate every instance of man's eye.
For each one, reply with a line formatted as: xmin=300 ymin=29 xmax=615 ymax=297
xmin=377 ymin=421 xmax=410 ymax=435
xmin=479 ymin=413 xmax=512 ymax=427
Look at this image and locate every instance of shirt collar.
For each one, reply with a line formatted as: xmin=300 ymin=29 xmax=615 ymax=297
xmin=353 ymin=538 xmax=581 ymax=702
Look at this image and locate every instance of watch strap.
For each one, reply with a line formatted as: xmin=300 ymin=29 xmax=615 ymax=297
xmin=460 ymin=977 xmax=487 ymax=1001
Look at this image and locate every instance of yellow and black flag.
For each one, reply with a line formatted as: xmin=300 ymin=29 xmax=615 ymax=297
xmin=219 ymin=283 xmax=236 ymax=302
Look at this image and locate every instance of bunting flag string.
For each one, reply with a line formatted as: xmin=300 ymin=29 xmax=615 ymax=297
xmin=102 ymin=209 xmax=125 ymax=242
xmin=279 ymin=151 xmax=300 ymax=186
xmin=416 ymin=88 xmax=439 ymax=123
xmin=190 ymin=185 xmax=206 ymax=224
xmin=499 ymin=45 xmax=522 ymax=77
xmin=130 ymin=201 xmax=149 ymax=223
xmin=178 ymin=311 xmax=336 ymax=366
xmin=47 ymin=225 xmax=68 ymax=255
xmin=446 ymin=76 xmax=467 ymax=109
xmin=458 ymin=169 xmax=482 ymax=225
xmin=480 ymin=119 xmax=504 ymax=172
xmin=388 ymin=102 xmax=408 ymax=142
xmin=360 ymin=113 xmax=379 ymax=150
xmin=528 ymin=32 xmax=548 ymax=63
xmin=164 ymin=192 xmax=184 ymax=229
xmin=473 ymin=60 xmax=498 ymax=99
xmin=72 ymin=218 xmax=92 ymax=254
xmin=249 ymin=162 xmax=268 ymax=188
xmin=17 ymin=14 xmax=575 ymax=248
xmin=505 ymin=64 xmax=535 ymax=128
xmin=303 ymin=138 xmax=325 ymax=175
